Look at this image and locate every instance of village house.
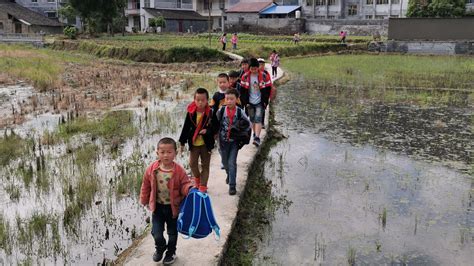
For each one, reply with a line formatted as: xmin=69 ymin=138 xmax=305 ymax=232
xmin=0 ymin=0 xmax=63 ymax=34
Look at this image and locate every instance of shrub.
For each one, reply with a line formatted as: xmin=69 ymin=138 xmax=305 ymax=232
xmin=63 ymin=26 xmax=78 ymax=40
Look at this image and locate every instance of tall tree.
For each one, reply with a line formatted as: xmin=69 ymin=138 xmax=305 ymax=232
xmin=407 ymin=0 xmax=466 ymax=17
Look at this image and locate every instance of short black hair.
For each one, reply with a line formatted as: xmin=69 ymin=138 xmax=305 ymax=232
xmin=225 ymin=88 xmax=240 ymax=98
xmin=217 ymin=73 xmax=229 ymax=81
xmin=158 ymin=137 xmax=177 ymax=150
xmin=228 ymin=70 xmax=240 ymax=78
xmin=249 ymin=58 xmax=259 ymax=68
xmin=241 ymin=58 xmax=249 ymax=65
xmin=195 ymin=87 xmax=209 ymax=99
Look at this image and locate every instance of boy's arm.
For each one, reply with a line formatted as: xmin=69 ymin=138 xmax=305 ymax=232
xmin=178 ymin=113 xmax=191 ymax=147
xmin=139 ymin=168 xmax=151 ymax=206
xmin=210 ymin=93 xmax=218 ymax=115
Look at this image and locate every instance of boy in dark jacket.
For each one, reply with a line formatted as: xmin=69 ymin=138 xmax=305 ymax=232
xmin=216 ymin=88 xmax=251 ymax=195
xmin=179 ymin=88 xmax=214 ymax=193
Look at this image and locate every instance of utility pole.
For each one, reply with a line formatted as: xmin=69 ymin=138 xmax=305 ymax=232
xmin=208 ymin=0 xmax=211 ymax=47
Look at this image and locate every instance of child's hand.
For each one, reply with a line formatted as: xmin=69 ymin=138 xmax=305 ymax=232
xmin=199 ymin=129 xmax=207 ymax=134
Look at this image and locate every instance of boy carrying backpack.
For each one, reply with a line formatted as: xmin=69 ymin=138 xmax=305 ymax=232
xmin=215 ymin=88 xmax=251 ymax=195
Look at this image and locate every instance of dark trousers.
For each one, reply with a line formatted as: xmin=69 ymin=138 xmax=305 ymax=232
xmin=151 ymin=204 xmax=177 ymax=255
xmin=220 ymin=140 xmax=239 ymax=188
xmin=272 ymin=66 xmax=278 ymax=77
xmin=189 ymin=145 xmax=211 ymax=186
xmin=222 ymin=43 xmax=226 ymax=50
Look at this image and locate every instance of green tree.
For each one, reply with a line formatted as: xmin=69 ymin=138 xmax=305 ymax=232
xmin=68 ymin=0 xmax=126 ymax=35
xmin=407 ymin=0 xmax=466 ymax=17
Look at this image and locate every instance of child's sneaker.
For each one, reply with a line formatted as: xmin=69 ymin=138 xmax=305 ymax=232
xmin=229 ymin=187 xmax=237 ymax=195
xmin=253 ymin=137 xmax=261 ymax=147
xmin=163 ymin=253 xmax=176 ymax=265
xmin=153 ymin=249 xmax=165 ymax=262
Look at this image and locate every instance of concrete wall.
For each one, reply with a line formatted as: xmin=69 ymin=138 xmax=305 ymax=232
xmin=386 ymin=41 xmax=474 ymax=55
xmin=388 ymin=18 xmax=474 ymax=41
xmin=306 ymin=18 xmax=387 ymax=35
xmin=226 ymin=12 xmax=304 ymax=34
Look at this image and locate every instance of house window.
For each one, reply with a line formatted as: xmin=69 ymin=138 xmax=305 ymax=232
xmin=0 ymin=22 xmax=3 ymax=31
xmin=46 ymin=11 xmax=57 ymax=18
xmin=328 ymin=0 xmax=336 ymax=5
xmin=376 ymin=0 xmax=389 ymax=4
xmin=392 ymin=0 xmax=400 ymax=3
xmin=144 ymin=0 xmax=151 ymax=8
xmin=31 ymin=0 xmax=38 ymax=2
xmin=366 ymin=0 xmax=373 ymax=4
xmin=327 ymin=15 xmax=335 ymax=19
xmin=316 ymin=0 xmax=325 ymax=5
xmin=131 ymin=0 xmax=140 ymax=9
xmin=348 ymin=5 xmax=357 ymax=16
xmin=365 ymin=15 xmax=373 ymax=19
xmin=375 ymin=15 xmax=386 ymax=19
xmin=47 ymin=0 xmax=55 ymax=2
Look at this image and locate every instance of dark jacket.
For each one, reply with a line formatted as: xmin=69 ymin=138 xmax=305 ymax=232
xmin=179 ymin=103 xmax=215 ymax=152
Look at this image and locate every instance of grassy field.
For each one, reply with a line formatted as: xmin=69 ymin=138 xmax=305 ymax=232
xmin=56 ymin=33 xmax=367 ymax=61
xmin=282 ymin=55 xmax=474 ymax=90
xmin=0 ymin=44 xmax=92 ymax=91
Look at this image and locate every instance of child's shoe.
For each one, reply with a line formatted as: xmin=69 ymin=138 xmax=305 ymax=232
xmin=229 ymin=187 xmax=237 ymax=195
xmin=199 ymin=185 xmax=207 ymax=193
xmin=253 ymin=137 xmax=261 ymax=147
xmin=153 ymin=249 xmax=165 ymax=262
xmin=163 ymin=252 xmax=176 ymax=265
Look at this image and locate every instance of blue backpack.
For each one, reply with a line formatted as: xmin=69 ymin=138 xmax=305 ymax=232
xmin=177 ymin=188 xmax=220 ymax=239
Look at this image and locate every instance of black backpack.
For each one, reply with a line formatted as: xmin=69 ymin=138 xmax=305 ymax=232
xmin=219 ymin=107 xmax=251 ymax=147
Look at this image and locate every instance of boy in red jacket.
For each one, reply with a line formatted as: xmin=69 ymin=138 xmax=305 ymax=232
xmin=140 ymin=137 xmax=193 ymax=264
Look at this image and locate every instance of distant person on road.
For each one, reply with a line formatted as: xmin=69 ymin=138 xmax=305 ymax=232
xmin=339 ymin=31 xmax=347 ymax=44
xmin=269 ymin=50 xmax=280 ymax=78
xmin=179 ymin=88 xmax=214 ymax=193
xmin=293 ymin=32 xmax=300 ymax=44
xmin=231 ymin=33 xmax=238 ymax=50
xmin=240 ymin=58 xmax=272 ymax=147
xmin=216 ymin=88 xmax=251 ymax=195
xmin=220 ymin=33 xmax=227 ymax=51
xmin=140 ymin=137 xmax=193 ymax=264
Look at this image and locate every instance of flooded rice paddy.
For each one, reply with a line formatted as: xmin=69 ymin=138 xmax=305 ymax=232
xmin=0 ymin=74 xmax=197 ymax=264
xmin=255 ymin=77 xmax=473 ymax=265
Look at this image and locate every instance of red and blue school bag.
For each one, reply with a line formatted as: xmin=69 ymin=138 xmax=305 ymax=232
xmin=177 ymin=188 xmax=220 ymax=239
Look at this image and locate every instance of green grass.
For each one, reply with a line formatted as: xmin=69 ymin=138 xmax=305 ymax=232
xmin=0 ymin=215 xmax=12 ymax=255
xmin=75 ymin=143 xmax=99 ymax=170
xmin=0 ymin=133 xmax=27 ymax=167
xmin=57 ymin=110 xmax=137 ymax=142
xmin=56 ymin=33 xmax=366 ymax=62
xmin=283 ymin=54 xmax=474 ymax=89
xmin=0 ymin=44 xmax=91 ymax=91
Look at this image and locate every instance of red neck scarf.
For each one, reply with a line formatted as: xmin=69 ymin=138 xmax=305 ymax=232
xmin=187 ymin=102 xmax=211 ymax=143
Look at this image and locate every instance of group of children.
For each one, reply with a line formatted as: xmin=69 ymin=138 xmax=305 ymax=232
xmin=139 ymin=56 xmax=278 ymax=264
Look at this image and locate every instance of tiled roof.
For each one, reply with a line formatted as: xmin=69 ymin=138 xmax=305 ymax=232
xmin=0 ymin=0 xmax=63 ymax=27
xmin=144 ymin=8 xmax=207 ymax=21
xmin=226 ymin=1 xmax=274 ymax=13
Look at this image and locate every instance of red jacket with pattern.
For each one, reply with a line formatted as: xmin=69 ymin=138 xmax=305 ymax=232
xmin=140 ymin=160 xmax=193 ymax=218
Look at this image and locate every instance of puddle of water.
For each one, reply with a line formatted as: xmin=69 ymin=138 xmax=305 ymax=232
xmin=0 ymin=80 xmax=193 ymax=264
xmin=254 ymin=78 xmax=473 ymax=265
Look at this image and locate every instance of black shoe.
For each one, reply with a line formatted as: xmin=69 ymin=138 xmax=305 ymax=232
xmin=229 ymin=187 xmax=237 ymax=195
xmin=225 ymin=175 xmax=229 ymax=184
xmin=253 ymin=137 xmax=261 ymax=147
xmin=153 ymin=249 xmax=164 ymax=262
xmin=163 ymin=253 xmax=176 ymax=265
